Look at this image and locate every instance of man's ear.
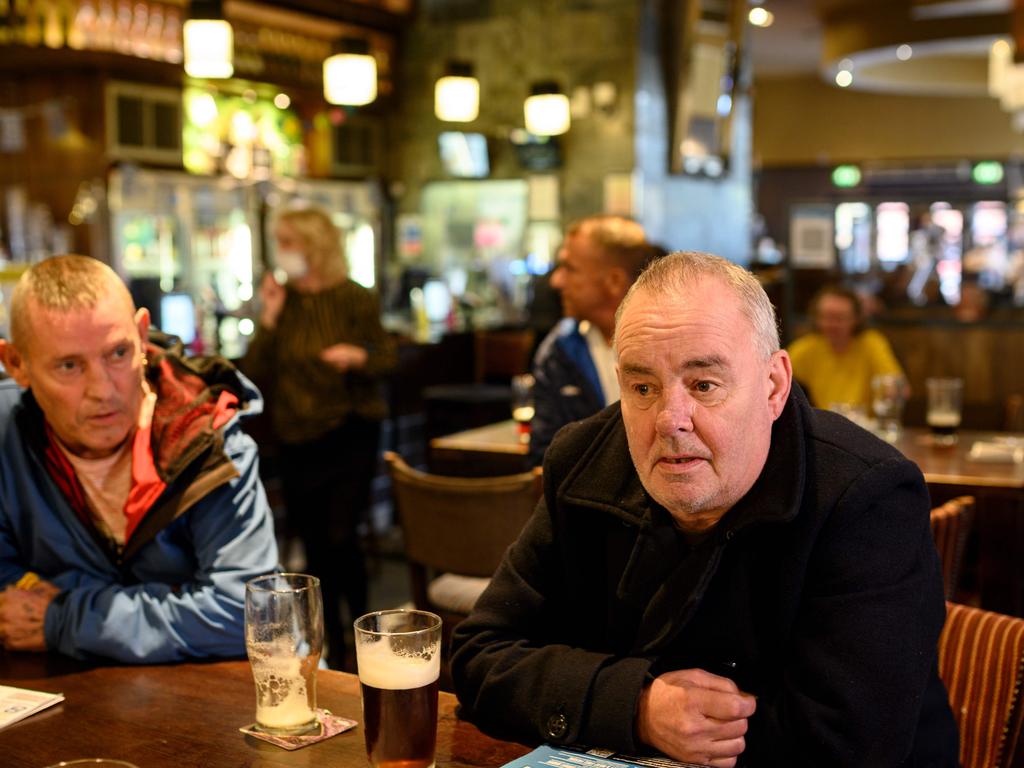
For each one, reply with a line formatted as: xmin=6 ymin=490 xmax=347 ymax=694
xmin=134 ymin=307 xmax=150 ymax=346
xmin=767 ymin=350 xmax=793 ymax=421
xmin=604 ymin=265 xmax=630 ymax=299
xmin=0 ymin=340 xmax=31 ymax=388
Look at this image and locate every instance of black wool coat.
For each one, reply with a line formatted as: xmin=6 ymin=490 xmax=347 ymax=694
xmin=451 ymin=385 xmax=958 ymax=767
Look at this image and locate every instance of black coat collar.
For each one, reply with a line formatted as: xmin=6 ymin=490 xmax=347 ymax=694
xmin=557 ymin=383 xmax=812 ymax=536
xmin=554 ymin=385 xmax=813 ymax=656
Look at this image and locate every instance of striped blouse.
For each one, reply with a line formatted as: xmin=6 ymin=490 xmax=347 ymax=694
xmin=241 ymin=279 xmax=397 ymax=444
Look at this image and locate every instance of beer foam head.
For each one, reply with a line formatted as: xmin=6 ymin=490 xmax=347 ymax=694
xmin=356 ymin=640 xmax=440 ymax=690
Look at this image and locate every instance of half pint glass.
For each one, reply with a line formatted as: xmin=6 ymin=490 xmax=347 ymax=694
xmin=354 ymin=609 xmax=442 ymax=768
xmin=245 ymin=573 xmax=323 ymax=735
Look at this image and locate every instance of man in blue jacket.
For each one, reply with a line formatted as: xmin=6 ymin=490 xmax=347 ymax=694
xmin=528 ymin=215 xmax=660 ymax=466
xmin=0 ymin=255 xmax=278 ymax=663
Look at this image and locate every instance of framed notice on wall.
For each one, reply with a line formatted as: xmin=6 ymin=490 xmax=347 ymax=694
xmin=603 ymin=172 xmax=637 ymax=217
xmin=789 ymin=205 xmax=836 ymax=269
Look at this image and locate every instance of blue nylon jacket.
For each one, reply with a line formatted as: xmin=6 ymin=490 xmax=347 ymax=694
xmin=528 ymin=318 xmax=606 ymax=467
xmin=0 ymin=350 xmax=279 ymax=663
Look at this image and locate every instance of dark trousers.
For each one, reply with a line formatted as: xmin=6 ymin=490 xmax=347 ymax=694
xmin=279 ymin=416 xmax=380 ymax=667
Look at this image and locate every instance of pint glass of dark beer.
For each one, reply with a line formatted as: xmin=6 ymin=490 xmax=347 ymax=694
xmin=926 ymin=377 xmax=963 ymax=446
xmin=354 ymin=609 xmax=442 ymax=768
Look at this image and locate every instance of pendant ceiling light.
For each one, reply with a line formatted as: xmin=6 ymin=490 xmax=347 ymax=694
xmin=324 ymin=37 xmax=377 ymax=106
xmin=989 ymin=39 xmax=1024 ymax=112
xmin=524 ymin=81 xmax=570 ymax=136
xmin=183 ymin=0 xmax=233 ymax=79
xmin=435 ymin=61 xmax=479 ymax=123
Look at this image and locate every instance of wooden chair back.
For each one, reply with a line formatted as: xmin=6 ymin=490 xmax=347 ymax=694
xmin=473 ymin=328 xmax=535 ymax=384
xmin=930 ymin=496 xmax=973 ymax=601
xmin=1006 ymin=394 xmax=1024 ymax=432
xmin=938 ymin=602 xmax=1024 ymax=768
xmin=384 ymin=451 xmax=543 ymax=608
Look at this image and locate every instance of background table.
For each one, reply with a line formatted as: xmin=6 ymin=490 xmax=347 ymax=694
xmin=432 ymin=422 xmax=1024 ymax=490
xmin=0 ymin=652 xmax=531 ymax=768
xmin=429 ymin=419 xmax=530 ymax=476
xmin=893 ymin=428 xmax=1024 ymax=616
xmin=429 ymin=419 xmax=1024 ymax=616
xmin=893 ymin=429 xmax=1024 ymax=489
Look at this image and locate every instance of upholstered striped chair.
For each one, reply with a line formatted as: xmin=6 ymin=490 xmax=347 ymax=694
xmin=938 ymin=602 xmax=1024 ymax=768
xmin=930 ymin=496 xmax=974 ymax=601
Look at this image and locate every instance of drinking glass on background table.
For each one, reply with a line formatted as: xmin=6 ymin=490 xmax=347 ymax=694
xmin=245 ymin=573 xmax=323 ymax=736
xmin=827 ymin=401 xmax=870 ymax=430
xmin=926 ymin=377 xmax=964 ymax=446
xmin=511 ymin=373 xmax=535 ymax=444
xmin=354 ymin=609 xmax=442 ymax=768
xmin=871 ymin=373 xmax=906 ymax=442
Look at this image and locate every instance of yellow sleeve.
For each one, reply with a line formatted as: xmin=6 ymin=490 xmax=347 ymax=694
xmin=786 ymin=334 xmax=812 ymax=377
xmin=861 ymin=330 xmax=905 ymax=378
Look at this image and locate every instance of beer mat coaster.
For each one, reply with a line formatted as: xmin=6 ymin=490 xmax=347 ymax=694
xmin=239 ymin=709 xmax=357 ymax=750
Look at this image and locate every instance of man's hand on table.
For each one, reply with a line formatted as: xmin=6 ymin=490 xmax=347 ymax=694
xmin=0 ymin=579 xmax=60 ymax=651
xmin=635 ymin=668 xmax=756 ymax=768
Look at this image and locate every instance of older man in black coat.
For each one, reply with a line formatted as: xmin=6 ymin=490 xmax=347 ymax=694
xmin=452 ymin=252 xmax=958 ymax=767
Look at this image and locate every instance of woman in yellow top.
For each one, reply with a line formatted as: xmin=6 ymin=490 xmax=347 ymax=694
xmin=787 ymin=285 xmax=905 ymax=411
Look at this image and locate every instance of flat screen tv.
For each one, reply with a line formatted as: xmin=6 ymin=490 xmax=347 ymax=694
xmin=159 ymin=292 xmax=196 ymax=345
xmin=438 ymin=131 xmax=490 ymax=178
xmin=510 ymin=131 xmax=561 ymax=171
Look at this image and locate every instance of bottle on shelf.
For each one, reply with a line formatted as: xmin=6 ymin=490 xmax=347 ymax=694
xmin=21 ymin=0 xmax=42 ymax=46
xmin=0 ymin=0 xmax=11 ymax=46
xmin=43 ymin=0 xmax=64 ymax=48
xmin=67 ymin=0 xmax=95 ymax=49
xmin=161 ymin=4 xmax=180 ymax=63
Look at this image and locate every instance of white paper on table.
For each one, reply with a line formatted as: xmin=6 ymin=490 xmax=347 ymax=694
xmin=0 ymin=685 xmax=64 ymax=730
xmin=967 ymin=441 xmax=1024 ymax=464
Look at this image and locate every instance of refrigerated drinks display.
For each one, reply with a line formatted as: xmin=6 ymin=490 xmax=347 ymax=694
xmin=108 ymin=168 xmax=386 ymax=359
xmin=413 ymin=179 xmax=530 ymax=330
xmin=108 ymin=166 xmax=261 ymax=359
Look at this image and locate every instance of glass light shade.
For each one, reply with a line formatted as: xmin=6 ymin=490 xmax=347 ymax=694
xmin=524 ymin=92 xmax=570 ymax=136
xmin=988 ymin=39 xmax=1024 ymax=112
xmin=435 ymin=75 xmax=479 ymax=122
xmin=323 ymin=53 xmax=377 ymax=106
xmin=183 ymin=19 xmax=233 ymax=78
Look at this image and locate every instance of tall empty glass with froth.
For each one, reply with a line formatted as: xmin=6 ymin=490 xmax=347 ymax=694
xmin=871 ymin=373 xmax=906 ymax=442
xmin=245 ymin=573 xmax=323 ymax=735
xmin=354 ymin=609 xmax=442 ymax=768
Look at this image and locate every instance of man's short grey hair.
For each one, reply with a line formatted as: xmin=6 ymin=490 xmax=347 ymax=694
xmin=614 ymin=251 xmax=780 ymax=359
xmin=10 ymin=255 xmax=133 ymax=350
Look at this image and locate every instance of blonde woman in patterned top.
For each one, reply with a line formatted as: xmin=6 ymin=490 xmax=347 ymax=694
xmin=242 ymin=206 xmax=396 ymax=670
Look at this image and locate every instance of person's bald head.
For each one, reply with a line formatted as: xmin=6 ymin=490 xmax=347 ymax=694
xmin=10 ymin=255 xmax=135 ymax=355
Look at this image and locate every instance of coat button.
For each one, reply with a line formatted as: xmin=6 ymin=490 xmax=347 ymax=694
xmin=546 ymin=713 xmax=568 ymax=739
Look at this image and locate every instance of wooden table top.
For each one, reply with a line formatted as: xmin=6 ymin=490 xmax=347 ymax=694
xmin=430 ymin=420 xmax=527 ymax=456
xmin=0 ymin=652 xmax=530 ymax=768
xmin=893 ymin=428 xmax=1024 ymax=489
xmin=429 ymin=420 xmax=1024 ymax=490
